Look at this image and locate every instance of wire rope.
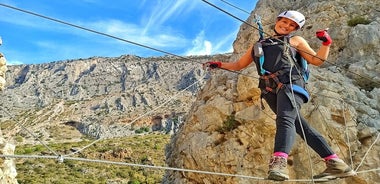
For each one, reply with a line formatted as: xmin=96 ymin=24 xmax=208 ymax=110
xmin=0 ymin=106 xmax=60 ymax=156
xmin=342 ymin=101 xmax=354 ymax=169
xmin=0 ymin=154 xmax=378 ymax=182
xmin=219 ymin=0 xmax=250 ymax=14
xmin=355 ymin=132 xmax=380 ymax=172
xmin=0 ymin=4 xmax=197 ymax=64
xmin=64 ymin=68 xmax=207 ymax=157
xmin=286 ymin=46 xmax=316 ymax=183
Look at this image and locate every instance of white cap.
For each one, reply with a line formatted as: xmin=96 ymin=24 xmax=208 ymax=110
xmin=277 ymin=10 xmax=305 ymax=29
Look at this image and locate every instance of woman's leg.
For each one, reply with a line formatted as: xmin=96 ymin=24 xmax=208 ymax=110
xmin=265 ymin=87 xmax=355 ymax=180
xmin=263 ymin=88 xmax=298 ymax=154
xmin=294 ymin=115 xmax=335 ymax=158
xmin=272 ymin=88 xmax=299 ymax=154
xmin=263 ymin=88 xmax=299 ymax=181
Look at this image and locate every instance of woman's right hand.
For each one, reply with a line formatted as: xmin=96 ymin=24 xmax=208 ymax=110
xmin=203 ymin=61 xmax=222 ymax=69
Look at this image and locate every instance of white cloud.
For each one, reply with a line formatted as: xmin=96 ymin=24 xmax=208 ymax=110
xmin=184 ymin=28 xmax=237 ymax=56
xmin=88 ymin=19 xmax=188 ymax=48
xmin=185 ymin=31 xmax=212 ymax=56
xmin=142 ymin=0 xmax=198 ymax=35
xmin=212 ymin=31 xmax=238 ymax=54
xmin=6 ymin=60 xmax=24 ymax=65
xmin=0 ymin=2 xmax=189 ymax=50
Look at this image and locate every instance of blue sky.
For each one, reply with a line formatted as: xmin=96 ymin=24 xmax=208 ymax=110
xmin=0 ymin=0 xmax=257 ymax=65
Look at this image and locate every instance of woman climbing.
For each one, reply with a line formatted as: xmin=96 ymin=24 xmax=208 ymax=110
xmin=205 ymin=10 xmax=356 ymax=181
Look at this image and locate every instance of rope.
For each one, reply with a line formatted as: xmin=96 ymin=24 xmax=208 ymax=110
xmin=342 ymin=101 xmax=354 ymax=169
xmin=17 ymin=124 xmax=60 ymax=156
xmin=315 ymin=102 xmax=349 ymax=160
xmin=128 ymin=70 xmax=206 ymax=125
xmin=355 ymin=132 xmax=380 ymax=172
xmin=0 ymin=3 xmax=201 ymax=65
xmin=286 ymin=45 xmax=316 ymax=183
xmin=0 ymin=107 xmax=60 ymax=156
xmin=0 ymin=2 xmax=215 ymax=158
xmin=0 ymin=2 xmax=263 ymax=82
xmin=64 ymin=138 xmax=103 ymax=157
xmin=200 ymin=0 xmax=323 ymax=61
xmin=63 ymin=68 xmax=207 ymax=157
xmin=0 ymin=154 xmax=378 ymax=182
xmin=219 ymin=0 xmax=250 ymax=14
xmin=0 ymin=106 xmax=29 ymax=141
xmin=356 ymin=167 xmax=380 ymax=174
xmin=0 ymin=154 xmax=266 ymax=181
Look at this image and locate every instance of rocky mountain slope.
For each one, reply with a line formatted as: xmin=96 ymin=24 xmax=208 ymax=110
xmin=1 ymin=55 xmax=213 ymax=143
xmin=0 ymin=54 xmax=215 ymax=183
xmin=164 ymin=0 xmax=379 ymax=183
xmin=0 ymin=53 xmax=6 ymax=91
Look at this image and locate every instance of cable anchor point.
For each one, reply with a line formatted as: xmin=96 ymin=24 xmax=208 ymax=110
xmin=57 ymin=155 xmax=64 ymax=163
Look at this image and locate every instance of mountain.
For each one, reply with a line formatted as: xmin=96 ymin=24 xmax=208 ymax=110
xmin=1 ymin=55 xmax=215 ymax=142
xmin=0 ymin=54 xmax=221 ymax=183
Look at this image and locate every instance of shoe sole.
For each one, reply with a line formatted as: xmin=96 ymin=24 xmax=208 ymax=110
xmin=333 ymin=170 xmax=357 ymax=178
xmin=268 ymin=171 xmax=289 ymax=181
xmin=313 ymin=170 xmax=357 ymax=182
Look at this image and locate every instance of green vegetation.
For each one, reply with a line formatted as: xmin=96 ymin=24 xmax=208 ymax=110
xmin=15 ymin=134 xmax=171 ymax=184
xmin=64 ymin=100 xmax=77 ymax=106
xmin=134 ymin=126 xmax=150 ymax=134
xmin=218 ymin=114 xmax=240 ymax=133
xmin=15 ymin=136 xmax=24 ymax=143
xmin=347 ymin=16 xmax=371 ymax=27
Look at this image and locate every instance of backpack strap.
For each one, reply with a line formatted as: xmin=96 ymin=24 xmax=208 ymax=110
xmin=285 ymin=36 xmax=310 ymax=82
xmin=283 ymin=37 xmax=310 ymax=102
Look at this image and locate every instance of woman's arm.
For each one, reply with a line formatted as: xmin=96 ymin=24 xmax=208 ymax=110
xmin=221 ymin=45 xmax=255 ymax=71
xmin=291 ymin=36 xmax=330 ymax=66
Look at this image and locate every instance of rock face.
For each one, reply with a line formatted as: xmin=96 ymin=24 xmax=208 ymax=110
xmin=1 ymin=41 xmax=18 ymax=183
xmin=0 ymin=52 xmax=6 ymax=91
xmin=0 ymin=137 xmax=18 ymax=184
xmin=164 ymin=0 xmax=379 ymax=183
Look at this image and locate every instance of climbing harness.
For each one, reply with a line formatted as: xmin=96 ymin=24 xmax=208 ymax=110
xmin=253 ymin=15 xmax=310 ymax=109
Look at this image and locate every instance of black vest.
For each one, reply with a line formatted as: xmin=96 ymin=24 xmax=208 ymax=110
xmin=252 ymin=36 xmax=306 ymax=86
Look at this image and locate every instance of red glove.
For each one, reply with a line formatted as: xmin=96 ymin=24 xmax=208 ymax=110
xmin=204 ymin=61 xmax=222 ymax=69
xmin=316 ymin=29 xmax=332 ymax=46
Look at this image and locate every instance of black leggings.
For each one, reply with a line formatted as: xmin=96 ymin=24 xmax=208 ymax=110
xmin=263 ymin=85 xmax=334 ymax=158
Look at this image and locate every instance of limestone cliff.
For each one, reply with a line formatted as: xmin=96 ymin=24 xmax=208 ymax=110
xmin=0 ymin=52 xmax=6 ymax=91
xmin=164 ymin=0 xmax=379 ymax=183
xmin=0 ymin=137 xmax=17 ymax=184
xmin=1 ymin=42 xmax=18 ymax=183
